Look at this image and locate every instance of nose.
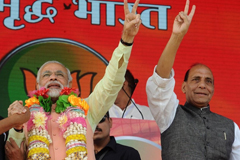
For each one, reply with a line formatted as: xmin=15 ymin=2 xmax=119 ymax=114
xmin=198 ymin=80 xmax=206 ymax=89
xmin=49 ymin=73 xmax=57 ymax=81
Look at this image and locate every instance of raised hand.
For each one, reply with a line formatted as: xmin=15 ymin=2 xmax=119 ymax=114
xmin=172 ymin=0 xmax=196 ymax=36
xmin=122 ymin=0 xmax=141 ymax=43
xmin=8 ymin=100 xmax=30 ymax=130
xmin=155 ymin=0 xmax=196 ymax=78
xmin=8 ymin=100 xmax=26 ymax=116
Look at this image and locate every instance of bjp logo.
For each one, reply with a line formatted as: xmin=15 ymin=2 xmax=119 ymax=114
xmin=0 ymin=38 xmax=108 ymax=117
xmin=20 ymin=68 xmax=98 ymax=98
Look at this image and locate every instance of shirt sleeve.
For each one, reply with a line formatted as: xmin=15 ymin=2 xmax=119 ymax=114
xmin=127 ymin=148 xmax=141 ymax=160
xmin=146 ymin=66 xmax=179 ymax=133
xmin=230 ymin=122 xmax=240 ymax=160
xmin=135 ymin=103 xmax=154 ymax=120
xmin=86 ymin=42 xmax=132 ymax=131
xmin=7 ymin=128 xmax=25 ymax=147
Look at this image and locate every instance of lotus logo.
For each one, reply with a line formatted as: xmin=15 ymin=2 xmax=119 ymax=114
xmin=20 ymin=68 xmax=97 ymax=98
xmin=0 ymin=38 xmax=108 ymax=117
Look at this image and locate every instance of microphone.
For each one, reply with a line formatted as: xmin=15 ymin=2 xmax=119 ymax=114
xmin=121 ymin=78 xmax=144 ymax=119
xmin=134 ymin=79 xmax=139 ymax=84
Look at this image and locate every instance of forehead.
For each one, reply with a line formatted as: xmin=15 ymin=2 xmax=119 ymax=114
xmin=40 ymin=63 xmax=67 ymax=74
xmin=188 ymin=65 xmax=213 ymax=79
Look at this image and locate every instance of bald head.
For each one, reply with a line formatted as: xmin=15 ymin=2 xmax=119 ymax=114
xmin=184 ymin=63 xmax=214 ymax=84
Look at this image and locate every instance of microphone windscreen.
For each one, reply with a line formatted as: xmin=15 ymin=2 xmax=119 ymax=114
xmin=134 ymin=79 xmax=139 ymax=84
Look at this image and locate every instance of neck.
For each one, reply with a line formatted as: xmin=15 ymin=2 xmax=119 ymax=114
xmin=51 ymin=97 xmax=59 ymax=104
xmin=115 ymin=98 xmax=131 ymax=110
xmin=51 ymin=103 xmax=57 ymax=112
xmin=94 ymin=136 xmax=111 ymax=154
xmin=185 ymin=101 xmax=209 ymax=109
xmin=194 ymin=103 xmax=209 ymax=109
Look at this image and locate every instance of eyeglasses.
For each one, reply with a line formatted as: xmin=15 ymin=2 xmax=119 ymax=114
xmin=99 ymin=115 xmax=108 ymax=123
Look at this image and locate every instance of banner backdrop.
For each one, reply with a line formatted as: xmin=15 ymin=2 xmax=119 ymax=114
xmin=0 ymin=0 xmax=239 ymax=127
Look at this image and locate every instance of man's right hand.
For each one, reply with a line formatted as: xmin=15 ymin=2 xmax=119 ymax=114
xmin=8 ymin=100 xmax=30 ymax=129
xmin=8 ymin=101 xmax=26 ymax=116
xmin=172 ymin=0 xmax=196 ymax=37
xmin=155 ymin=0 xmax=196 ymax=78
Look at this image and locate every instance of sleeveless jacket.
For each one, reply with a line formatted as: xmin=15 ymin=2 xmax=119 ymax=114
xmin=161 ymin=102 xmax=235 ymax=160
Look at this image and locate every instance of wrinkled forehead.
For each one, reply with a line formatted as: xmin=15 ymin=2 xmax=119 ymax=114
xmin=189 ymin=64 xmax=214 ymax=79
xmin=40 ymin=62 xmax=68 ymax=74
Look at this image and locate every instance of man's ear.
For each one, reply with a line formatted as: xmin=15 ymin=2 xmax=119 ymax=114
xmin=109 ymin=118 xmax=112 ymax=128
xmin=123 ymin=80 xmax=128 ymax=87
xmin=123 ymin=80 xmax=131 ymax=93
xmin=181 ymin=82 xmax=186 ymax=94
xmin=36 ymin=83 xmax=39 ymax=90
xmin=69 ymin=81 xmax=72 ymax=88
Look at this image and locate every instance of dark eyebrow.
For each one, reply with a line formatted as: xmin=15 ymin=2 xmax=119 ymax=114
xmin=205 ymin=77 xmax=213 ymax=81
xmin=192 ymin=76 xmax=201 ymax=79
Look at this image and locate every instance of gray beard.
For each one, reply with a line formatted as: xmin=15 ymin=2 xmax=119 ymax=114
xmin=38 ymin=81 xmax=69 ymax=98
xmin=47 ymin=88 xmax=62 ymax=98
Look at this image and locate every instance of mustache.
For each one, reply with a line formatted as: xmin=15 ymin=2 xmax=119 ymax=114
xmin=45 ymin=80 xmax=64 ymax=89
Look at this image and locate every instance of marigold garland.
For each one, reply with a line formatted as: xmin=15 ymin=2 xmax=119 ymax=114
xmin=25 ymin=97 xmax=40 ymax=107
xmin=25 ymin=87 xmax=89 ymax=160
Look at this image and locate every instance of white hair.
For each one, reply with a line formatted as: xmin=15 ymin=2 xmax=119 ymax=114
xmin=36 ymin=60 xmax=72 ymax=83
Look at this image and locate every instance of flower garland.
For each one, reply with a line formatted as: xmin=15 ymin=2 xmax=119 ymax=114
xmin=27 ymin=106 xmax=51 ymax=159
xmin=25 ymin=87 xmax=89 ymax=160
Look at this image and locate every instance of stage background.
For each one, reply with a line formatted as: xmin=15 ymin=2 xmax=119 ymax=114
xmin=0 ymin=0 xmax=239 ymax=128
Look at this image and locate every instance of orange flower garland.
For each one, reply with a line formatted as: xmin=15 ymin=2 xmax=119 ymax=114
xmin=25 ymin=97 xmax=40 ymax=107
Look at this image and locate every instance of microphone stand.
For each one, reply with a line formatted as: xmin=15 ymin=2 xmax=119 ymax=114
xmin=121 ymin=79 xmax=144 ymax=119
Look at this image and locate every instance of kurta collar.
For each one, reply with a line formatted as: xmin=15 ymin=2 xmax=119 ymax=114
xmin=183 ymin=102 xmax=210 ymax=115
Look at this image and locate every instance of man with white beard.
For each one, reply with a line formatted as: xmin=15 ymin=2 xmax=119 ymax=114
xmin=5 ymin=0 xmax=142 ymax=159
xmin=36 ymin=61 xmax=72 ymax=99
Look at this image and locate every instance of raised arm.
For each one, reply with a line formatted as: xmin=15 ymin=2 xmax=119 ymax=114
xmin=86 ymin=0 xmax=141 ymax=131
xmin=118 ymin=0 xmax=141 ymax=68
xmin=146 ymin=0 xmax=196 ymax=133
xmin=156 ymin=0 xmax=196 ymax=78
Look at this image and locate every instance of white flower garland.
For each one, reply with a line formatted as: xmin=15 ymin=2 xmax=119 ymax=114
xmin=27 ymin=106 xmax=88 ymax=160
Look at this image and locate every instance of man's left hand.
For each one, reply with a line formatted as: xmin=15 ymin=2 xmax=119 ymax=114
xmin=5 ymin=138 xmax=25 ymax=160
xmin=122 ymin=0 xmax=141 ymax=43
